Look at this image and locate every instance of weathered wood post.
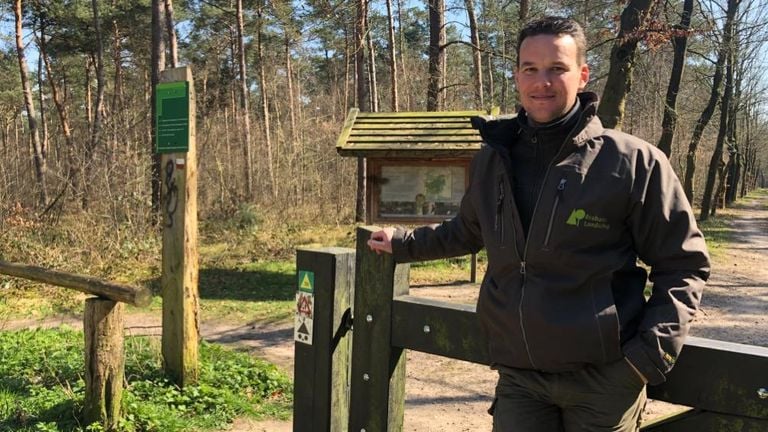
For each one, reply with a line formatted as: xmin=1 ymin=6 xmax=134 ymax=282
xmin=293 ymin=247 xmax=355 ymax=432
xmin=83 ymin=298 xmax=125 ymax=430
xmin=348 ymin=227 xmax=409 ymax=431
xmin=157 ymin=66 xmax=200 ymax=386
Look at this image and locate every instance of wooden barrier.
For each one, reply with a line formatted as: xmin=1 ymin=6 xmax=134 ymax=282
xmin=0 ymin=260 xmax=150 ymax=307
xmin=0 ymin=262 xmax=151 ymax=429
xmin=293 ymin=226 xmax=768 ymax=431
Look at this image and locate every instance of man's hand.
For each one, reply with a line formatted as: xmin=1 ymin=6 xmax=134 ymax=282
xmin=367 ymin=227 xmax=395 ymax=254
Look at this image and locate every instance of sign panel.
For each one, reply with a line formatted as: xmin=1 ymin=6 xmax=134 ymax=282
xmin=156 ymin=81 xmax=190 ymax=153
xmin=294 ymin=291 xmax=314 ymax=345
xmin=378 ymin=165 xmax=466 ymax=219
xmin=298 ymin=270 xmax=315 ymax=293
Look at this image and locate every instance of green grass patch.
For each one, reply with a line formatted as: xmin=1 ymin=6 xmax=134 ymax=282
xmin=698 ymin=211 xmax=736 ymax=262
xmin=0 ymin=327 xmax=292 ymax=432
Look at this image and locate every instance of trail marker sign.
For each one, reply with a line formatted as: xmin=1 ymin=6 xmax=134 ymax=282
xmin=156 ymin=81 xmax=190 ymax=153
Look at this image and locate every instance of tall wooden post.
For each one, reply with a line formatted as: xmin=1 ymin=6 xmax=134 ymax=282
xmin=293 ymin=247 xmax=355 ymax=432
xmin=349 ymin=227 xmax=408 ymax=431
xmin=84 ymin=298 xmax=125 ymax=429
xmin=158 ymin=66 xmax=199 ymax=387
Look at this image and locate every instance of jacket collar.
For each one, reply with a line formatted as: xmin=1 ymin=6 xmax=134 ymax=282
xmin=471 ymin=92 xmax=604 ymax=152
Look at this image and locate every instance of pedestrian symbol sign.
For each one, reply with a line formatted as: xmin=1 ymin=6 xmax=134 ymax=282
xmin=298 ymin=270 xmax=314 ymax=293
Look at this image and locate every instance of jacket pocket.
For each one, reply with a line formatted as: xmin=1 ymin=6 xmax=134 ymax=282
xmin=494 ymin=176 xmax=506 ymax=245
xmin=543 ymin=177 xmax=567 ymax=248
xmin=591 ymin=275 xmax=622 ymax=363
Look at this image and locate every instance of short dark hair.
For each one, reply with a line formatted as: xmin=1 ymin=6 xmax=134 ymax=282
xmin=517 ymin=16 xmax=587 ymax=66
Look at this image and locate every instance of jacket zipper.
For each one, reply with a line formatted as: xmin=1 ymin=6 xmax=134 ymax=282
xmin=495 ymin=178 xmax=505 ymax=244
xmin=518 ymin=125 xmax=582 ymax=370
xmin=543 ymin=178 xmax=567 ymax=248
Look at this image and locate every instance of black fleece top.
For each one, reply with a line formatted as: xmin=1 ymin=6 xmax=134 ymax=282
xmin=511 ymin=99 xmax=582 ymax=237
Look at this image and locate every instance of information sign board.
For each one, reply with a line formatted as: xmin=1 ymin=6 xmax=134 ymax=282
xmin=156 ymin=81 xmax=190 ymax=153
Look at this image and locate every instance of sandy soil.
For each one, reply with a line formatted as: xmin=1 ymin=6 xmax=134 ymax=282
xmin=4 ymin=193 xmax=766 ymax=431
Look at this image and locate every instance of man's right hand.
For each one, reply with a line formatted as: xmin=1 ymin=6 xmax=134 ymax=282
xmin=367 ymin=227 xmax=395 ymax=254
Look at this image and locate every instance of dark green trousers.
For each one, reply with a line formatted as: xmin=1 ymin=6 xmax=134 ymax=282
xmin=490 ymin=359 xmax=646 ymax=432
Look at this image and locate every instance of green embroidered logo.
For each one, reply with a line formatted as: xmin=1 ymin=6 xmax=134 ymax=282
xmin=566 ymin=209 xmax=610 ymax=230
xmin=566 ymin=209 xmax=586 ymax=226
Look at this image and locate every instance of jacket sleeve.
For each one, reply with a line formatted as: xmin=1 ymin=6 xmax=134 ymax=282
xmin=391 ymin=156 xmax=485 ymax=263
xmin=623 ymin=147 xmax=710 ymax=386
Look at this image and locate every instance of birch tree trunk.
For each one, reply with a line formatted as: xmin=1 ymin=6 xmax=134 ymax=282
xmin=14 ymin=0 xmax=48 ymax=207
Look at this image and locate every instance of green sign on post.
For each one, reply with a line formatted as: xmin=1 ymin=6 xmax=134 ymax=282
xmin=156 ymin=81 xmax=190 ymax=153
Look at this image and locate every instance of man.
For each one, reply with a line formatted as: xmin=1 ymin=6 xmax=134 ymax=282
xmin=367 ymin=16 xmax=709 ymax=432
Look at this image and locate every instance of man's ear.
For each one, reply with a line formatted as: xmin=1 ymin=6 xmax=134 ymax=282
xmin=579 ymin=63 xmax=590 ymax=90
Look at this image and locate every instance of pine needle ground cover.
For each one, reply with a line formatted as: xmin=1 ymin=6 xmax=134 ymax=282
xmin=0 ymin=327 xmax=292 ymax=432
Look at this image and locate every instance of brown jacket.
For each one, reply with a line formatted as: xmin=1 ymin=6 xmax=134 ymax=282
xmin=392 ymin=93 xmax=710 ymax=385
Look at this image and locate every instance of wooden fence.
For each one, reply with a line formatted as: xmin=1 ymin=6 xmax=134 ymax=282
xmin=0 ymin=260 xmax=152 ymax=430
xmin=293 ymin=227 xmax=768 ymax=431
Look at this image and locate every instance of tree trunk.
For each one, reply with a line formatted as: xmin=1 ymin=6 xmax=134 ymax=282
xmin=657 ymin=0 xmax=692 ymax=157
xmin=682 ymin=0 xmax=736 ymax=204
xmin=386 ymin=0 xmax=399 ymax=111
xmin=519 ymin=0 xmax=529 ymax=21
xmin=700 ymin=0 xmax=738 ymax=221
xmin=83 ymin=298 xmax=124 ymax=430
xmin=236 ymin=0 xmax=254 ymax=199
xmin=256 ymin=1 xmax=276 ymax=198
xmin=427 ymin=0 xmax=445 ymax=111
xmin=355 ymin=0 xmax=370 ymax=111
xmin=465 ymin=0 xmax=483 ymax=108
xmin=285 ymin=34 xmax=298 ymax=142
xmin=151 ymin=0 xmax=166 ymax=220
xmin=14 ymin=0 xmax=48 ymax=207
xmin=597 ymin=0 xmax=656 ymax=129
xmin=355 ymin=0 xmax=369 ymax=222
xmin=82 ymin=0 xmax=106 ymax=209
xmin=365 ymin=10 xmax=379 ymax=112
xmin=36 ymin=38 xmax=48 ymax=163
xmin=165 ymin=0 xmax=179 ymax=68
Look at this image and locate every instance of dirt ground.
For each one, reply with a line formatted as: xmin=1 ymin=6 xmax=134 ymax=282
xmin=4 ymin=193 xmax=766 ymax=431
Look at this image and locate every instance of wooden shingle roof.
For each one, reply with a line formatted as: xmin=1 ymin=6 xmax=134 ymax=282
xmin=336 ymin=108 xmax=500 ymax=158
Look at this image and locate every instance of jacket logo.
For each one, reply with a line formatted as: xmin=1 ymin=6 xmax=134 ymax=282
xmin=566 ymin=209 xmax=610 ymax=230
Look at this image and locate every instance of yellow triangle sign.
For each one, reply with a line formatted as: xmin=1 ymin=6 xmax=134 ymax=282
xmin=300 ymin=275 xmax=312 ymax=292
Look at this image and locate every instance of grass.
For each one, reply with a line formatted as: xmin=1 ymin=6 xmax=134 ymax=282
xmin=0 ymin=327 xmax=292 ymax=432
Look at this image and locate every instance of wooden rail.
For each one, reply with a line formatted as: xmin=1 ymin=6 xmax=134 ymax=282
xmin=0 ymin=260 xmax=151 ymax=307
xmin=292 ymin=227 xmax=768 ymax=431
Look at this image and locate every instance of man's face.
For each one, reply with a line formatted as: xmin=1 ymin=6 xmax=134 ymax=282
xmin=515 ymin=34 xmax=589 ymax=124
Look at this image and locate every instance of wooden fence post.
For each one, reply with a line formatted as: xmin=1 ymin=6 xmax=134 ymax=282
xmin=349 ymin=227 xmax=409 ymax=432
xmin=84 ymin=298 xmax=125 ymax=430
xmin=293 ymin=247 xmax=355 ymax=432
xmin=159 ymin=66 xmax=200 ymax=387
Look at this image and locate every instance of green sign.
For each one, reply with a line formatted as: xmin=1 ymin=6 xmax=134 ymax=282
xmin=298 ymin=271 xmax=315 ymax=293
xmin=156 ymin=81 xmax=190 ymax=153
